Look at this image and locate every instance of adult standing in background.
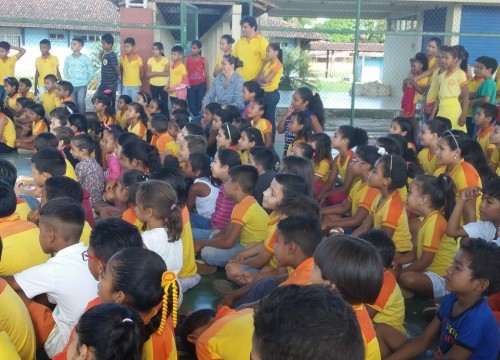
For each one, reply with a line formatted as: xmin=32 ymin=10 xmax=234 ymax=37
xmin=64 ymin=37 xmax=94 ymax=114
xmin=232 ymin=16 xmax=269 ymax=82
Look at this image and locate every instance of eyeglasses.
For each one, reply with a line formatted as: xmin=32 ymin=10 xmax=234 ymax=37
xmin=82 ymin=250 xmax=107 ymax=267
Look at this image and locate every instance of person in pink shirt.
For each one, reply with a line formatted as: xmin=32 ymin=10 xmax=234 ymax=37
xmin=186 ymin=40 xmax=209 ymax=116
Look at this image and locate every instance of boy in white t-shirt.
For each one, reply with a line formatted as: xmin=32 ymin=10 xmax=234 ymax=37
xmin=447 ymin=178 xmax=500 ymax=246
xmin=2 ymin=197 xmax=98 ymax=358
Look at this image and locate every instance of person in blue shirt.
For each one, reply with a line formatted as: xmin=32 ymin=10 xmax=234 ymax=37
xmin=378 ymin=238 xmax=500 ymax=360
xmin=63 ymin=37 xmax=94 ymax=114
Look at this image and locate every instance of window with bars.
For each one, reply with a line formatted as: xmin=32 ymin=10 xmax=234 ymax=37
xmin=49 ymin=30 xmax=65 ymax=41
xmin=389 ymin=16 xmax=418 ymax=32
xmin=0 ymin=34 xmax=21 ymax=47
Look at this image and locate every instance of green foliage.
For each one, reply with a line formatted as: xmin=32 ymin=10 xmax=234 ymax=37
xmin=279 ymin=48 xmax=318 ymax=91
xmin=87 ymin=40 xmax=121 ymax=89
xmin=316 ymin=18 xmax=386 ymax=43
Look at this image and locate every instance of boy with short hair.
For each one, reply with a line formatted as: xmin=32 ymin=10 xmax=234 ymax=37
xmin=360 ymin=230 xmax=406 ymax=334
xmin=3 ymin=197 xmax=98 ymax=358
xmin=56 ymin=80 xmax=77 ymax=113
xmin=63 ymin=37 xmax=94 ymax=114
xmin=253 ymin=285 xmax=365 ymax=360
xmin=18 ymin=78 xmax=36 ymax=102
xmin=248 ymin=146 xmax=276 ymax=205
xmin=40 ymin=74 xmax=59 ymax=115
xmin=194 ymin=165 xmax=269 ymax=267
xmin=0 ymin=181 xmax=49 ymax=276
xmin=167 ymin=46 xmax=189 ymax=103
xmin=470 ymin=56 xmax=497 ymax=134
xmin=49 ymin=106 xmax=70 ymax=132
xmin=34 ymin=39 xmax=60 ymax=97
xmin=151 ymin=114 xmax=180 ymax=157
xmin=381 ymin=239 xmax=500 ymax=359
xmin=474 ymin=103 xmax=497 ymax=159
xmin=120 ymin=37 xmax=143 ymax=99
xmin=95 ymin=33 xmax=120 ymax=108
xmin=0 ymin=159 xmax=31 ymax=221
xmin=0 ymin=41 xmax=26 ymax=100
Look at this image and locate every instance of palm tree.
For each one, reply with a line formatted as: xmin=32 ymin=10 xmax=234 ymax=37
xmin=279 ymin=48 xmax=318 ymax=91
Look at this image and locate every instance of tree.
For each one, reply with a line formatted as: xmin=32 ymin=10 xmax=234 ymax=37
xmin=315 ymin=18 xmax=386 ymax=43
xmin=279 ymin=48 xmax=318 ymax=91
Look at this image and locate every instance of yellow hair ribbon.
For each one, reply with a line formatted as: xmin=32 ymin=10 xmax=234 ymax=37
xmin=158 ymin=271 xmax=178 ymax=334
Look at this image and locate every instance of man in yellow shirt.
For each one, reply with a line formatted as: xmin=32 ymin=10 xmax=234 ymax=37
xmin=232 ymin=16 xmax=269 ymax=81
xmin=120 ymin=37 xmax=143 ymax=100
xmin=0 ymin=41 xmax=26 ymax=101
xmin=34 ymin=39 xmax=60 ymax=97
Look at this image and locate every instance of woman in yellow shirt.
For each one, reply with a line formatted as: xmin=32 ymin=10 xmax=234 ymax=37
xmin=146 ymin=42 xmax=170 ymax=116
xmin=257 ymin=43 xmax=283 ymax=141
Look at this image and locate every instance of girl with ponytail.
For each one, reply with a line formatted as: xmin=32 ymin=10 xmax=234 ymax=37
xmin=98 ymin=248 xmax=179 ymax=360
xmin=68 ymin=303 xmax=143 ymax=360
xmin=395 ymin=174 xmax=457 ymax=299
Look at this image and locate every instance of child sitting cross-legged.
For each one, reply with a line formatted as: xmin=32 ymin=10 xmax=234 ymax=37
xmin=2 ymin=197 xmax=98 ymax=358
xmin=194 ymin=165 xmax=269 ymax=267
xmin=381 ymin=239 xmax=500 ymax=359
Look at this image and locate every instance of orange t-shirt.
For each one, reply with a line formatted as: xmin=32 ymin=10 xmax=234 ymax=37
xmin=280 ymin=257 xmax=314 ymax=287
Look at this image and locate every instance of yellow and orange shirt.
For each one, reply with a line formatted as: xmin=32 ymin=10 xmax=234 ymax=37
xmin=99 ymin=114 xmax=116 ymax=126
xmin=370 ymin=191 xmax=413 ymax=253
xmin=348 ymin=180 xmax=380 ymax=215
xmin=179 ymin=206 xmax=197 ymax=279
xmin=314 ymin=158 xmax=332 ymax=184
xmin=354 ymin=304 xmax=382 ymax=360
xmin=156 ymin=132 xmax=179 ymax=157
xmin=417 ymin=210 xmax=457 ymax=276
xmin=32 ymin=119 xmax=47 ymax=135
xmin=122 ymin=206 xmax=146 ymax=233
xmin=418 ymin=147 xmax=439 ymax=175
xmin=15 ymin=198 xmax=30 ymax=222
xmin=116 ymin=109 xmax=128 ymax=129
xmin=0 ymin=213 xmax=49 ymax=276
xmin=231 ymin=195 xmax=269 ymax=246
xmin=6 ymin=92 xmax=21 ymax=110
xmin=368 ymin=270 xmax=406 ymax=334
xmin=335 ymin=149 xmax=355 ymax=182
xmin=128 ymin=121 xmax=147 ymax=140
xmin=435 ymin=159 xmax=482 ymax=220
xmin=280 ymin=257 xmax=314 ymax=287
xmin=476 ymin=125 xmax=495 ymax=158
xmin=196 ymin=307 xmax=254 ymax=360
xmin=0 ymin=113 xmax=16 ymax=148
xmin=251 ymin=117 xmax=272 ymax=141
xmin=263 ymin=211 xmax=280 ymax=269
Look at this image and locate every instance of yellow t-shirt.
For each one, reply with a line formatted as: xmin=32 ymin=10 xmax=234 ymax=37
xmin=147 ymin=56 xmax=169 ymax=87
xmin=15 ymin=199 xmax=30 ymax=222
xmin=179 ymin=206 xmax=197 ymax=278
xmin=239 ymin=150 xmax=249 ymax=165
xmin=467 ymin=77 xmax=484 ymax=117
xmin=35 ymin=55 xmax=59 ymax=85
xmin=370 ymin=191 xmax=413 ymax=252
xmin=354 ymin=304 xmax=382 ymax=360
xmin=425 ymin=68 xmax=441 ymax=105
xmin=231 ymin=195 xmax=269 ymax=246
xmin=196 ymin=307 xmax=254 ymax=360
xmin=0 ymin=114 xmax=16 ymax=148
xmin=121 ymin=54 xmax=143 ymax=87
xmin=438 ymin=67 xmax=468 ymax=99
xmin=0 ymin=56 xmax=18 ymax=80
xmin=314 ymin=159 xmax=331 ymax=183
xmin=334 ymin=149 xmax=355 ymax=182
xmin=414 ymin=76 xmax=430 ymax=104
xmin=169 ymin=62 xmax=188 ymax=97
xmin=368 ymin=270 xmax=406 ymax=334
xmin=476 ymin=125 xmax=495 ymax=158
xmin=491 ymin=147 xmax=500 ymax=175
xmin=261 ymin=59 xmax=283 ymax=92
xmin=417 ymin=210 xmax=457 ymax=276
xmin=251 ymin=117 xmax=272 ymax=141
xmin=6 ymin=92 xmax=21 ymax=111
xmin=0 ymin=214 xmax=49 ymax=276
xmin=418 ymin=147 xmax=439 ymax=175
xmin=64 ymin=159 xmax=78 ymax=181
xmin=263 ymin=212 xmax=280 ymax=269
xmin=156 ymin=132 xmax=179 ymax=157
xmin=232 ymin=33 xmax=269 ymax=81
xmin=128 ymin=122 xmax=147 ymax=141
xmin=0 ymin=279 xmax=35 ymax=360
xmin=32 ymin=119 xmax=47 ymax=135
xmin=80 ymin=221 xmax=92 ymax=246
xmin=435 ymin=159 xmax=482 ymax=221
xmin=40 ymin=89 xmax=60 ymax=115
xmin=23 ymin=92 xmax=37 ymax=102
xmin=348 ymin=181 xmax=380 ymax=216
xmin=116 ymin=110 xmax=127 ymax=129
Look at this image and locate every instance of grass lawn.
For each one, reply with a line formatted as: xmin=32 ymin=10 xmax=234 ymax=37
xmin=317 ymin=80 xmax=352 ymax=92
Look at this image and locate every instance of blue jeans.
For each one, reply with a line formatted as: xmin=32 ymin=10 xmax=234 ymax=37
xmin=187 ymin=82 xmax=206 ymax=116
xmin=190 ymin=213 xmax=212 ymax=230
xmin=72 ymin=86 xmax=87 ymax=114
xmin=122 ymin=86 xmax=141 ymax=100
xmin=201 ymin=241 xmax=245 ymax=267
xmin=264 ymin=90 xmax=280 ymax=141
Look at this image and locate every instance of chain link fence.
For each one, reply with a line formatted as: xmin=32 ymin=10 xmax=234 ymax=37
xmin=1 ymin=0 xmax=499 ymax=134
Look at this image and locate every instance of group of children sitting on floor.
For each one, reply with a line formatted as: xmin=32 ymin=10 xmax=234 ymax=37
xmin=1 ymin=60 xmax=500 ymax=359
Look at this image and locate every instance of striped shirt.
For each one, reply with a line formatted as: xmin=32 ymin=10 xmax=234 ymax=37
xmin=211 ymin=183 xmax=235 ymax=230
xmin=100 ymin=51 xmax=118 ymax=85
xmin=202 ymin=72 xmax=244 ymax=110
